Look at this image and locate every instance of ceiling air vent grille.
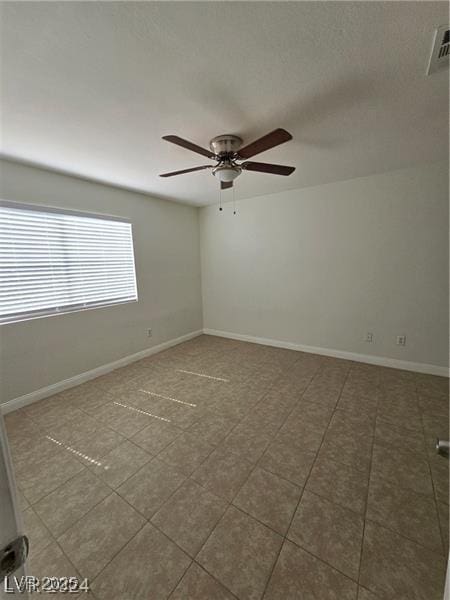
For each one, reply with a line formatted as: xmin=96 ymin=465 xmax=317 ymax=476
xmin=427 ymin=25 xmax=450 ymax=75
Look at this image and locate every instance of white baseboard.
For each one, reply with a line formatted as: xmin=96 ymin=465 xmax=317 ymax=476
xmin=3 ymin=326 xmax=447 ymax=416
xmin=203 ymin=328 xmax=449 ymax=377
xmin=1 ymin=330 xmax=203 ymax=415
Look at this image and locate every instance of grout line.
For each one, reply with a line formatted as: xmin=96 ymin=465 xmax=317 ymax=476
xmin=24 ymin=514 xmax=91 ymax=595
xmin=20 ymin=466 xmax=89 ymax=512
xmin=8 ymin=342 xmax=449 ymax=598
xmin=186 ymin=562 xmax=241 ymax=600
xmin=176 ymin=358 xmax=322 ymax=582
xmin=23 ymin=444 xmax=156 ymax=568
xmin=67 ymin=457 xmax=172 ymax=586
xmin=284 ymin=537 xmax=360 ymax=585
xmin=356 ymin=369 xmax=381 ymax=587
xmin=415 ymin=374 xmax=449 ymax=557
xmin=258 ymin=361 xmax=353 ymax=599
xmin=88 ymin=517 xmax=150 ymax=589
xmin=23 ymin=351 xmax=321 ymax=597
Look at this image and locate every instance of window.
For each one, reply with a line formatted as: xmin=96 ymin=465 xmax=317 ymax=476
xmin=0 ymin=201 xmax=138 ymax=324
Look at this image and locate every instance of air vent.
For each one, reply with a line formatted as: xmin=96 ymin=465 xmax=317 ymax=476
xmin=427 ymin=25 xmax=450 ymax=75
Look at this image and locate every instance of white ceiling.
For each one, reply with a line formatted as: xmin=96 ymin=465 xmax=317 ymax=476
xmin=1 ymin=2 xmax=448 ymax=206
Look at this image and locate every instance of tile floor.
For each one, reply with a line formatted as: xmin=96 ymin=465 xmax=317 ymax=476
xmin=4 ymin=335 xmax=449 ymax=600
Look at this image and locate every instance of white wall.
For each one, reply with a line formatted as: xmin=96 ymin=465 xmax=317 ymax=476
xmin=0 ymin=159 xmax=203 ymax=403
xmin=200 ymin=161 xmax=449 ymax=371
xmin=1 ymin=159 xmax=447 ymax=404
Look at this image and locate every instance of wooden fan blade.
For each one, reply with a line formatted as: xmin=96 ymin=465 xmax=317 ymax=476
xmin=238 ymin=128 xmax=292 ymax=159
xmin=162 ymin=135 xmax=215 ymax=159
xmin=159 ymin=165 xmax=211 ymax=177
xmin=241 ymin=161 xmax=295 ymax=176
xmin=221 ymin=180 xmax=233 ymax=190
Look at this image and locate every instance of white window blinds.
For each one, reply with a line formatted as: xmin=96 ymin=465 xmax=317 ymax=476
xmin=0 ymin=202 xmax=138 ymax=324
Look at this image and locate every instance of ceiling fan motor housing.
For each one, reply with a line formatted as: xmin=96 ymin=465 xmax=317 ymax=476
xmin=159 ymin=129 xmax=295 ymax=184
xmin=209 ymin=134 xmax=243 ymax=157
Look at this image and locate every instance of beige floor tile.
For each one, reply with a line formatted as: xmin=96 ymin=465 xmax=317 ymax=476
xmin=197 ymin=506 xmax=282 ymax=600
xmin=306 ymin=456 xmax=368 ymax=514
xmin=5 ymin=412 xmax=40 ymax=446
xmin=437 ymin=501 xmax=449 ymax=552
xmin=276 ymin=416 xmax=325 ymax=452
xmin=422 ymin=414 xmax=449 ymax=445
xmin=233 ymin=466 xmax=301 ymax=535
xmin=12 ymin=433 xmax=63 ymax=470
xmin=429 ymin=454 xmax=449 ymax=505
xmin=151 ymin=479 xmax=227 ymax=556
xmin=34 ymin=470 xmax=110 ymax=537
xmin=374 ymin=419 xmax=427 ymax=457
xmin=302 ymin=384 xmax=342 ymax=408
xmin=257 ymin=389 xmax=298 ymax=413
xmin=117 ymin=458 xmax=185 ymax=518
xmin=68 ymin=386 xmax=114 ymax=413
xmin=358 ymin=586 xmax=380 ymax=600
xmin=88 ymin=440 xmax=152 ymax=488
xmin=91 ymin=523 xmax=190 ymax=600
xmin=264 ymin=540 xmax=358 ymax=599
xmin=377 ymin=398 xmax=423 ymax=432
xmin=337 ymin=389 xmax=380 ymax=417
xmin=15 ymin=449 xmax=86 ymax=504
xmin=220 ymin=423 xmax=273 ymax=463
xmin=417 ymin=395 xmax=449 ymax=418
xmin=342 ymin=384 xmax=379 ymax=400
xmin=265 ymin=379 xmax=307 ymax=403
xmin=188 ymin=412 xmax=239 ymax=446
xmin=4 ymin=407 xmax=31 ymax=428
xmin=58 ymin=492 xmax=145 ymax=581
xmin=318 ymin=428 xmax=372 ymax=474
xmin=170 ymin=562 xmax=235 ymax=600
xmin=7 ymin=339 xmax=448 ymax=600
xmin=25 ymin=400 xmax=86 ymax=430
xmin=211 ymin=398 xmax=254 ymax=420
xmin=192 ymin=447 xmax=254 ymax=501
xmin=327 ymin=409 xmax=375 ymax=438
xmin=43 ymin=411 xmax=105 ymax=443
xmin=416 ymin=380 xmax=449 ymax=402
xmin=86 ymin=401 xmax=159 ymax=437
xmin=238 ymin=407 xmax=286 ymax=436
xmin=290 ymin=399 xmax=334 ymax=429
xmin=366 ymin=475 xmax=443 ymax=553
xmin=17 ymin=489 xmax=30 ymax=511
xmin=131 ymin=419 xmax=184 ymax=454
xmin=167 ymin=403 xmax=205 ymax=429
xmin=370 ymin=444 xmax=434 ymax=497
xmin=157 ymin=432 xmax=214 ymax=476
xmin=110 ymin=387 xmax=176 ymax=416
xmin=360 ymin=521 xmax=446 ymax=600
xmin=288 ymin=490 xmax=364 ymax=580
xmin=27 ymin=543 xmax=87 ymax=598
xmin=23 ymin=507 xmax=53 ymax=556
xmin=54 ymin=426 xmax=126 ymax=466
xmin=260 ymin=439 xmax=317 ymax=487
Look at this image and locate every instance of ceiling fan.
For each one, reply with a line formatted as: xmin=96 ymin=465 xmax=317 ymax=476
xmin=159 ymin=128 xmax=295 ymax=189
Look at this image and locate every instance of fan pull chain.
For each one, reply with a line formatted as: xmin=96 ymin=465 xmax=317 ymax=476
xmin=233 ymin=186 xmax=237 ymax=215
xmin=219 ymin=187 xmax=223 ymax=212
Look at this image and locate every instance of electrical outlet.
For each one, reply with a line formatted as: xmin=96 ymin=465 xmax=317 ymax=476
xmin=365 ymin=332 xmax=374 ymax=343
xmin=396 ymin=335 xmax=406 ymax=346
xmin=147 ymin=329 xmax=152 ymax=338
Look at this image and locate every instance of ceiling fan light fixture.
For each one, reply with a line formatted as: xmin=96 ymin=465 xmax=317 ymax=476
xmin=212 ymin=164 xmax=242 ymax=182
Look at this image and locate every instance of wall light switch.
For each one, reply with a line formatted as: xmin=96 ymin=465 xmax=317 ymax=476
xmin=365 ymin=332 xmax=374 ymax=343
xmin=396 ymin=335 xmax=406 ymax=346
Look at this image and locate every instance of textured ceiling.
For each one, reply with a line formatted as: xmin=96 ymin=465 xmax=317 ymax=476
xmin=1 ymin=2 xmax=448 ymax=206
